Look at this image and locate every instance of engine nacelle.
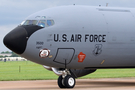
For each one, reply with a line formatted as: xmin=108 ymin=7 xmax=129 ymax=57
xmin=52 ymin=67 xmax=63 ymax=76
xmin=43 ymin=65 xmax=52 ymax=71
xmin=43 ymin=65 xmax=63 ymax=76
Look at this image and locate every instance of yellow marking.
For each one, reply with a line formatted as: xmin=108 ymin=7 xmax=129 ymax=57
xmin=101 ymin=60 xmax=105 ymax=65
xmin=49 ymin=55 xmax=53 ymax=58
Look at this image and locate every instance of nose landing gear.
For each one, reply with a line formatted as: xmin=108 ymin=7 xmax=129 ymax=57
xmin=57 ymin=69 xmax=76 ymax=88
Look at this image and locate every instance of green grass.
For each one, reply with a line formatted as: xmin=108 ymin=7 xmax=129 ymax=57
xmin=0 ymin=61 xmax=135 ymax=81
xmin=0 ymin=61 xmax=57 ymax=81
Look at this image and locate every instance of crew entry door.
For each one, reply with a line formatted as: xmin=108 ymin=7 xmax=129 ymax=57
xmin=53 ymin=48 xmax=75 ymax=64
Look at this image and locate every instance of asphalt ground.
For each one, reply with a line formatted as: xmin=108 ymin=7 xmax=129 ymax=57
xmin=1 ymin=78 xmax=135 ymax=90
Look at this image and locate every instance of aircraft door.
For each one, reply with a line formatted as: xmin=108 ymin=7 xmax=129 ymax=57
xmin=53 ymin=48 xmax=75 ymax=64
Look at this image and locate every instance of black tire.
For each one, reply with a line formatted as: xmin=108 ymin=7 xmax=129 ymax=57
xmin=58 ymin=75 xmax=66 ymax=88
xmin=64 ymin=75 xmax=76 ymax=88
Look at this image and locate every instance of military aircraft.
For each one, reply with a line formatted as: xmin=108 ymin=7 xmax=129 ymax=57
xmin=3 ymin=5 xmax=135 ymax=88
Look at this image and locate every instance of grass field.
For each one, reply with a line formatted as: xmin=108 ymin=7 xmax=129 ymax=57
xmin=0 ymin=61 xmax=135 ymax=81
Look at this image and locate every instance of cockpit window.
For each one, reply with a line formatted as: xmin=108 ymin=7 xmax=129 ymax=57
xmin=21 ymin=20 xmax=38 ymax=25
xmin=20 ymin=16 xmax=55 ymax=28
xmin=47 ymin=20 xmax=54 ymax=26
xmin=38 ymin=20 xmax=46 ymax=27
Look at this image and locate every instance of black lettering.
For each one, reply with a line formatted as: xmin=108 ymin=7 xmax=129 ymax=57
xmin=94 ymin=35 xmax=98 ymax=42
xmin=36 ymin=42 xmax=44 ymax=45
xmin=85 ymin=34 xmax=89 ymax=42
xmin=54 ymin=34 xmax=59 ymax=42
xmin=75 ymin=34 xmax=78 ymax=42
xmin=90 ymin=35 xmax=94 ymax=42
xmin=85 ymin=34 xmax=106 ymax=42
xmin=78 ymin=34 xmax=82 ymax=42
xmin=36 ymin=46 xmax=42 ymax=49
xmin=70 ymin=34 xmax=74 ymax=42
xmin=102 ymin=35 xmax=106 ymax=42
xmin=62 ymin=34 xmax=67 ymax=42
xmin=98 ymin=35 xmax=102 ymax=42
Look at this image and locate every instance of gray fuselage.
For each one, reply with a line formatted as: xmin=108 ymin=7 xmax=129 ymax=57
xmin=4 ymin=6 xmax=135 ymax=69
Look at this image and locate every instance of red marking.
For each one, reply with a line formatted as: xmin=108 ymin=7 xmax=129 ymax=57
xmin=78 ymin=52 xmax=86 ymax=62
xmin=41 ymin=53 xmax=46 ymax=56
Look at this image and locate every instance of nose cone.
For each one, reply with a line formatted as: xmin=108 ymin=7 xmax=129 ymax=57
xmin=3 ymin=27 xmax=28 ymax=54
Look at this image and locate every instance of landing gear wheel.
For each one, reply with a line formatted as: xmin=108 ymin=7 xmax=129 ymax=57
xmin=64 ymin=75 xmax=76 ymax=88
xmin=58 ymin=75 xmax=65 ymax=88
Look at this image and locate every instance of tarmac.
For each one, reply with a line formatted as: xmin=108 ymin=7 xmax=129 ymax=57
xmin=0 ymin=78 xmax=135 ymax=90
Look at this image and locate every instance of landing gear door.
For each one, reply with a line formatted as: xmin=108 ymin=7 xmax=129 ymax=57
xmin=53 ymin=48 xmax=75 ymax=64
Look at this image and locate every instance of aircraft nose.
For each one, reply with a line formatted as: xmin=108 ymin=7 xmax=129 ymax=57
xmin=3 ymin=26 xmax=28 ymax=54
